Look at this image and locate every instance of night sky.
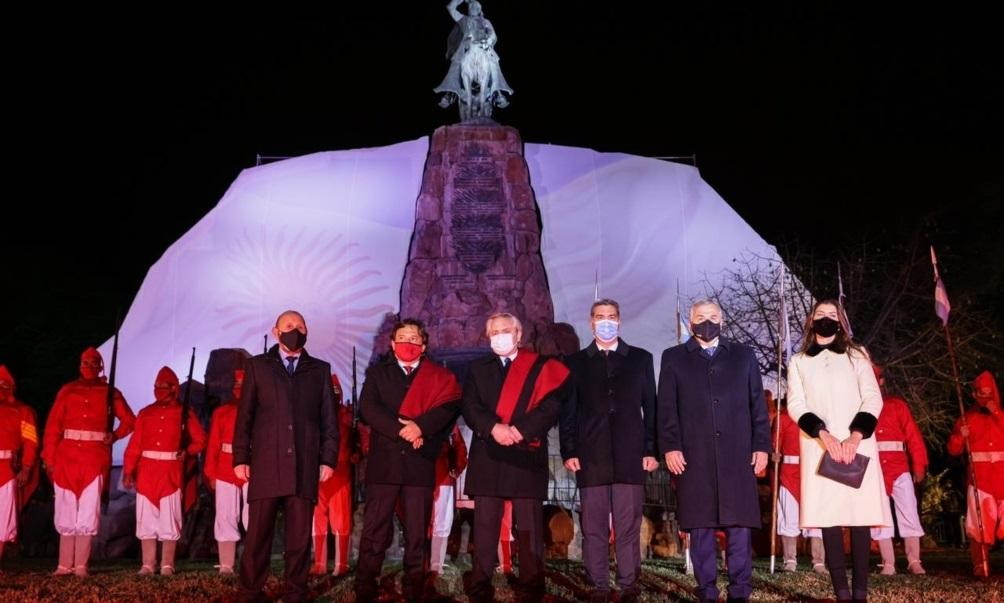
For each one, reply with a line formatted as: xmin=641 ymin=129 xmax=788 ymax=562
xmin=4 ymin=4 xmax=1002 ymax=409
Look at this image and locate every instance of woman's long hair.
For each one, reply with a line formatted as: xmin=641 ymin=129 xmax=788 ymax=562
xmin=798 ymin=298 xmax=863 ymax=355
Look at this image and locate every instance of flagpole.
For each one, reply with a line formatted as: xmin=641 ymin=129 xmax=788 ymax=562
xmin=769 ymin=266 xmax=786 ymax=574
xmin=932 ymin=247 xmax=989 ymax=576
xmin=675 ymin=277 xmax=692 ymax=575
xmin=676 ymin=279 xmax=682 ymax=345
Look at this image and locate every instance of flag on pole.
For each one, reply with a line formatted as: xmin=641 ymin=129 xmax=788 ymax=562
xmin=930 ymin=246 xmax=951 ymax=326
xmin=837 ymin=262 xmax=854 ymax=337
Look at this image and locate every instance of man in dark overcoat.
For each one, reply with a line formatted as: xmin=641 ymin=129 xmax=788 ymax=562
xmin=560 ymin=299 xmax=657 ymax=603
xmin=233 ymin=310 xmax=340 ymax=602
xmin=657 ymin=300 xmax=770 ymax=603
xmin=462 ymin=312 xmax=571 ymax=603
xmin=354 ymin=319 xmax=462 ymax=602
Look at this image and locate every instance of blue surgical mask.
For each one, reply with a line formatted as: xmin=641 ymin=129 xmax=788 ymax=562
xmin=594 ymin=319 xmax=619 ymax=343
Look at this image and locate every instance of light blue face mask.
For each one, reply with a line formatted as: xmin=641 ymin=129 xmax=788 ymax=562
xmin=594 ymin=319 xmax=619 ymax=343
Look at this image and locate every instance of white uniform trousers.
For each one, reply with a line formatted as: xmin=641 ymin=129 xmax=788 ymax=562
xmin=0 ymin=479 xmax=17 ymax=542
xmin=777 ymin=486 xmax=821 ymax=538
xmin=54 ymin=475 xmax=102 ymax=536
xmin=870 ymin=472 xmax=925 ymax=539
xmin=214 ymin=480 xmax=248 ymax=542
xmin=964 ymin=486 xmax=1004 ymax=544
xmin=136 ymin=490 xmax=182 ymax=541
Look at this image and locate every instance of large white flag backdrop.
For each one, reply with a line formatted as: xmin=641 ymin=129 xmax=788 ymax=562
xmin=102 ymin=138 xmax=779 ymax=461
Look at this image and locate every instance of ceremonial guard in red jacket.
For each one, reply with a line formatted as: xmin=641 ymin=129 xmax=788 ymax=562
xmin=123 ymin=367 xmax=206 ymax=575
xmin=772 ymin=407 xmax=825 ymax=573
xmin=43 ymin=347 xmax=135 ymax=576
xmin=205 ymin=369 xmax=247 ymax=574
xmin=869 ymin=365 xmax=928 ymax=575
xmin=0 ymin=366 xmax=39 ymax=569
xmin=310 ymin=373 xmax=355 ymax=577
xmin=430 ymin=424 xmax=468 ymax=573
xmin=947 ymin=370 xmax=1004 ymax=577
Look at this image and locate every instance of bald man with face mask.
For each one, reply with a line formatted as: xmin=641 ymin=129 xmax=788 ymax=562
xmin=233 ymin=310 xmax=340 ymax=602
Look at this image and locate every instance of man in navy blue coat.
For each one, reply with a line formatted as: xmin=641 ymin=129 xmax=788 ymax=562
xmin=560 ymin=299 xmax=658 ymax=603
xmin=657 ymin=300 xmax=770 ymax=603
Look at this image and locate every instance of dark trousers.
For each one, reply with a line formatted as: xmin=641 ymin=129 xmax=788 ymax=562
xmin=580 ymin=483 xmax=644 ymax=593
xmin=468 ymin=496 xmax=544 ymax=602
xmin=822 ymin=526 xmax=870 ymax=600
xmin=355 ymin=483 xmax=433 ymax=600
xmin=238 ymin=495 xmax=314 ymax=603
xmin=690 ymin=526 xmax=752 ymax=600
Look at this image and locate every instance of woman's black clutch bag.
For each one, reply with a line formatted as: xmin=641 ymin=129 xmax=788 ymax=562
xmin=817 ymin=452 xmax=869 ymax=489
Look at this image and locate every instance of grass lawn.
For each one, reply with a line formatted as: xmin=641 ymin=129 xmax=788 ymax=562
xmin=0 ymin=549 xmax=1001 ymax=601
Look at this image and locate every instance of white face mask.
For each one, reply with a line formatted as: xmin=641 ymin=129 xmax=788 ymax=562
xmin=593 ymin=319 xmax=619 ymax=343
xmin=490 ymin=333 xmax=517 ymax=356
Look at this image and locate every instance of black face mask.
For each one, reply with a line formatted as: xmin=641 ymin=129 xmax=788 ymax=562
xmin=812 ymin=317 xmax=841 ymax=337
xmin=691 ymin=320 xmax=721 ymax=342
xmin=279 ymin=329 xmax=307 ymax=352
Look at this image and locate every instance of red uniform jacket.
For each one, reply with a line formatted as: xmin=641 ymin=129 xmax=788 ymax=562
xmin=435 ymin=424 xmax=468 ymax=489
xmin=123 ymin=401 xmax=206 ymax=509
xmin=0 ymin=399 xmax=39 ymax=508
xmin=874 ymin=395 xmax=928 ymax=495
xmin=772 ymin=412 xmax=802 ymax=503
xmin=42 ymin=379 xmax=135 ymax=497
xmin=318 ymin=404 xmax=355 ymax=500
xmin=205 ymin=401 xmax=243 ymax=488
xmin=948 ymin=409 xmax=1004 ymax=499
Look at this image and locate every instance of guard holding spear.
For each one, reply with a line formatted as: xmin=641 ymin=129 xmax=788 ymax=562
xmin=123 ymin=353 xmax=206 ymax=575
xmin=932 ymin=246 xmax=996 ymax=577
xmin=43 ymin=341 xmax=135 ymax=576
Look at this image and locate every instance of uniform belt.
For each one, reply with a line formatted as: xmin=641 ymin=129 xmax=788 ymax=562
xmin=782 ymin=455 xmax=799 ymax=464
xmin=64 ymin=429 xmax=107 ymax=442
xmin=971 ymin=451 xmax=1004 ymax=463
xmin=0 ymin=450 xmax=12 ymax=459
xmin=877 ymin=441 xmax=905 ymax=452
xmin=141 ymin=450 xmax=180 ymax=460
xmin=221 ymin=443 xmax=233 ymax=454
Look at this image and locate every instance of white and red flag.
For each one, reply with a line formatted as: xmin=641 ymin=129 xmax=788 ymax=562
xmin=930 ymin=246 xmax=951 ymax=326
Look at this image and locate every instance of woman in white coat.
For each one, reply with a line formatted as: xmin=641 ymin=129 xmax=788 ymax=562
xmin=787 ymin=299 xmax=892 ymax=602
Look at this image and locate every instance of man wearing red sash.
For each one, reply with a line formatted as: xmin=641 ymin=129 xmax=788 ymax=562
xmin=462 ymin=312 xmax=571 ymax=603
xmin=0 ymin=366 xmax=39 ymax=570
xmin=123 ymin=366 xmax=207 ymax=575
xmin=42 ymin=346 xmax=135 ymax=576
xmin=310 ymin=373 xmax=354 ymax=577
xmin=355 ymin=319 xmax=462 ymax=602
xmin=204 ymin=369 xmax=247 ymax=574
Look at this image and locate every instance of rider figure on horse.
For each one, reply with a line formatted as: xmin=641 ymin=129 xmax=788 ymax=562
xmin=434 ymin=0 xmax=513 ymax=121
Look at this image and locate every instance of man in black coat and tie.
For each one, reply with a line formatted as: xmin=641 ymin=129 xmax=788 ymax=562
xmin=560 ymin=299 xmax=658 ymax=603
xmin=658 ymin=300 xmax=770 ymax=603
xmin=462 ymin=312 xmax=571 ymax=603
xmin=233 ymin=310 xmax=340 ymax=603
xmin=354 ymin=319 xmax=462 ymax=602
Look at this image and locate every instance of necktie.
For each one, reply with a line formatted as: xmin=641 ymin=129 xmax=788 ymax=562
xmin=704 ymin=347 xmax=715 ymax=358
xmin=286 ymin=356 xmax=296 ymax=376
xmin=603 ymin=349 xmax=610 ymax=357
xmin=502 ymin=358 xmax=511 ymax=369
xmin=404 ymin=365 xmax=413 ymax=376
